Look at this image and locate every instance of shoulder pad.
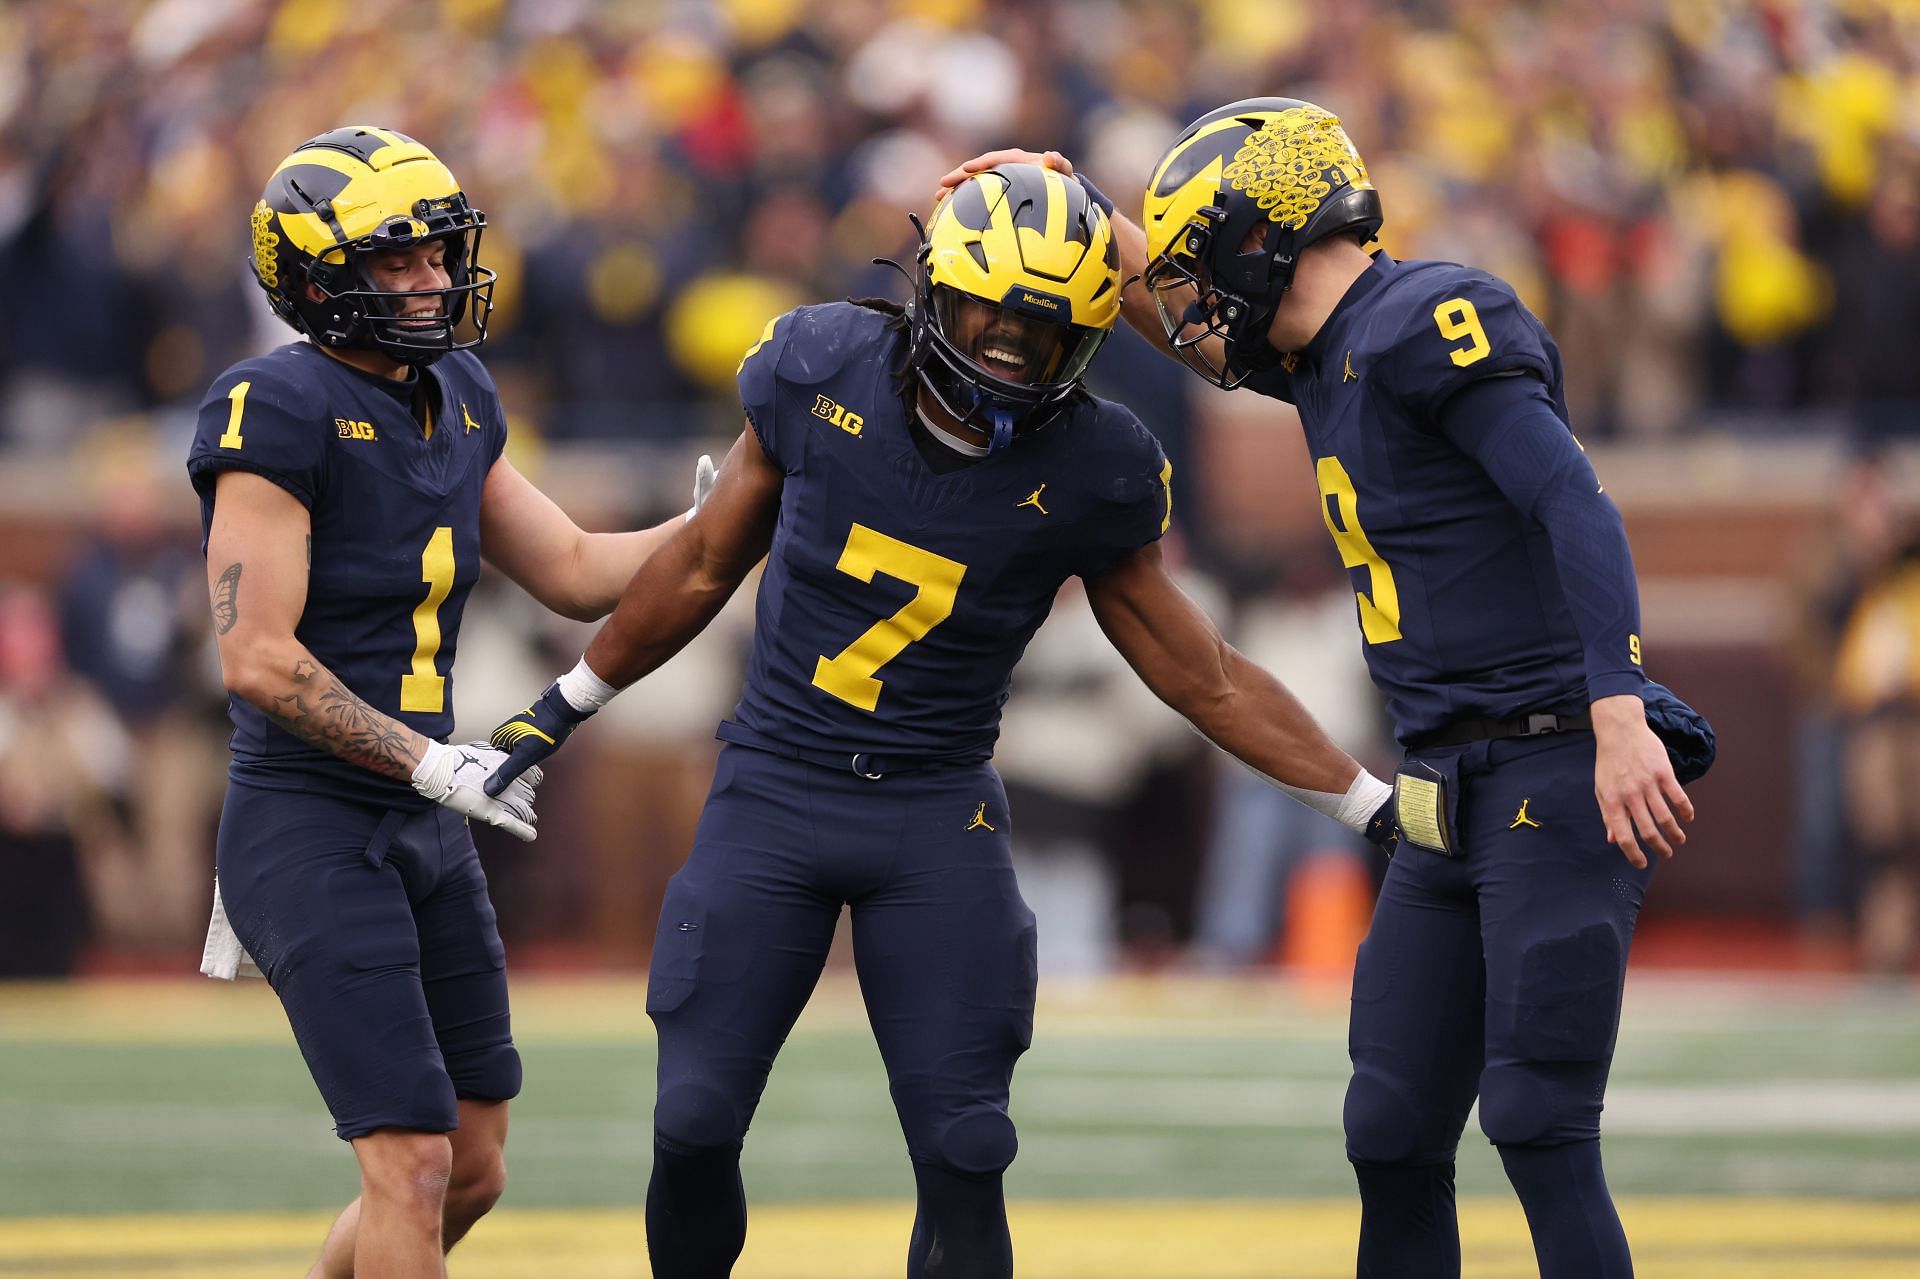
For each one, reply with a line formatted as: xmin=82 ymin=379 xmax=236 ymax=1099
xmin=199 ymin=344 xmax=323 ymax=411
xmin=738 ymin=302 xmax=898 ymax=391
xmin=1076 ymin=395 xmax=1170 ymax=507
xmin=1372 ymin=261 xmax=1558 ymax=413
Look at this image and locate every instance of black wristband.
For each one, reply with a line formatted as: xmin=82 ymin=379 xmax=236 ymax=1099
xmin=1075 ymin=172 xmax=1116 ymax=220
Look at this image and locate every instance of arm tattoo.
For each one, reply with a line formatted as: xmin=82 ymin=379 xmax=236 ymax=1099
xmin=211 ymin=563 xmax=241 ymax=635
xmin=267 ymin=668 xmax=420 ymax=780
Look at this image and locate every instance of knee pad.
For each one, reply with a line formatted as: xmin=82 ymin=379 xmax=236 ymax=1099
xmin=1505 ymin=923 xmax=1624 ymax=1063
xmin=654 ymin=1082 xmax=745 ymax=1152
xmin=929 ymin=1107 xmax=1019 ymax=1177
xmin=448 ymin=1042 xmax=522 ymax=1105
xmin=1477 ymin=1061 xmax=1604 ymax=1147
xmin=1343 ymin=1066 xmax=1422 ymax=1165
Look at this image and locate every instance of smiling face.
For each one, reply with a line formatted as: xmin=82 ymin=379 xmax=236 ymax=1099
xmin=306 ymin=240 xmax=452 ymax=324
xmin=933 ymin=288 xmax=1072 ymax=387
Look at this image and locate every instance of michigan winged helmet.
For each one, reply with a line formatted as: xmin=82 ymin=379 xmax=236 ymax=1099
xmin=1141 ymin=98 xmax=1383 ymax=387
xmin=911 ymin=163 xmax=1120 ymax=450
xmin=250 ymin=126 xmax=494 ymax=365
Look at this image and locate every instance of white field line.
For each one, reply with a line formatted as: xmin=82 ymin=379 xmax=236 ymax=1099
xmin=9 ymin=1081 xmax=1920 ymax=1165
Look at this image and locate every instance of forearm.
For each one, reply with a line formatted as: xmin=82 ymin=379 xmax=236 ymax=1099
xmin=566 ymin=520 xmax=683 ymax=620
xmin=223 ymin=639 xmax=427 ymax=781
xmin=1535 ymin=482 xmax=1647 ymax=701
xmin=581 ymin=529 xmax=752 ymax=689
xmin=1090 ymin=546 xmax=1378 ymax=823
xmin=1183 ymin=646 xmax=1366 ymax=795
xmin=1110 ymin=207 xmax=1163 ymax=344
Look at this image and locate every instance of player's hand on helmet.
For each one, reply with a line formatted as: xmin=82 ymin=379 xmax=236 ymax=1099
xmin=412 ymin=740 xmax=543 ymax=842
xmin=935 ymin=150 xmax=1075 ymax=201
xmin=1591 ymin=693 xmax=1694 ymax=869
xmin=484 ymin=682 xmax=595 ymax=797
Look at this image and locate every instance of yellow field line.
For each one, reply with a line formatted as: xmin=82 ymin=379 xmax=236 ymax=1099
xmin=2 ymin=1198 xmax=1917 ymax=1279
xmin=0 ymin=976 xmax=1353 ymax=1045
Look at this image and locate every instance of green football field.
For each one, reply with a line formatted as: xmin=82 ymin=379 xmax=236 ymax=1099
xmin=2 ymin=972 xmax=1917 ymax=1277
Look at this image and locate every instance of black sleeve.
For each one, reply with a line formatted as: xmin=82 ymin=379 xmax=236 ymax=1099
xmin=1437 ymin=373 xmax=1648 ymax=701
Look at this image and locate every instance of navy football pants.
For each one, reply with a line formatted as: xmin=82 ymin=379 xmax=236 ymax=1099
xmin=645 ymin=744 xmax=1035 ymax=1276
xmin=1345 ymin=732 xmax=1652 ymax=1279
xmin=216 ymin=781 xmax=521 ymax=1140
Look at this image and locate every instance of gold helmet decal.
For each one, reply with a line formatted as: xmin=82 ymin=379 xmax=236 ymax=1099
xmin=250 ymin=200 xmax=280 ymax=288
xmin=1222 ymin=105 xmax=1373 ymax=232
xmin=1140 ymin=97 xmax=1384 ymax=390
xmin=1144 ymin=105 xmax=1374 ymax=265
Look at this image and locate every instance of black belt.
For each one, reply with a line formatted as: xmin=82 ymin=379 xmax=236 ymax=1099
xmin=1404 ymin=709 xmax=1591 ymax=752
xmin=716 ymin=723 xmax=984 ymax=780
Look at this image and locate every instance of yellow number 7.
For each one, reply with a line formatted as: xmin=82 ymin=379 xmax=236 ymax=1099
xmin=1433 ymin=297 xmax=1491 ymax=367
xmin=813 ymin=524 xmax=968 ymax=712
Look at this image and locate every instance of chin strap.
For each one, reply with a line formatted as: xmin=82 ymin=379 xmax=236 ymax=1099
xmin=987 ymin=408 xmax=1016 ymax=454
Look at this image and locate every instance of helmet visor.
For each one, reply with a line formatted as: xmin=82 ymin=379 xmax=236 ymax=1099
xmin=931 ymin=286 xmax=1104 ymax=394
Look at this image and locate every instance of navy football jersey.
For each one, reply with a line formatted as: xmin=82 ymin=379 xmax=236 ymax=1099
xmin=187 ymin=342 xmax=507 ymax=804
xmin=1245 ymin=253 xmax=1639 ymax=743
xmin=727 ymin=302 xmax=1170 ymax=760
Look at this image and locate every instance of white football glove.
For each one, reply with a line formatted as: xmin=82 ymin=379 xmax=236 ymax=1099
xmin=684 ymin=452 xmax=717 ymax=521
xmin=411 ymin=740 xmax=543 ymax=842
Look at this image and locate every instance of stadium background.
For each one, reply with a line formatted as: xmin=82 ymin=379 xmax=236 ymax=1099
xmin=1 ymin=0 xmax=1916 ymax=1275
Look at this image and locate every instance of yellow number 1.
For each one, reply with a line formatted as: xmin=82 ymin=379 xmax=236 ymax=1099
xmin=813 ymin=525 xmax=968 ymax=712
xmin=1317 ymin=457 xmax=1402 ymax=645
xmin=1433 ymin=297 xmax=1491 ymax=367
xmin=218 ymin=381 xmax=250 ymax=450
xmin=401 ymin=527 xmax=455 ymax=713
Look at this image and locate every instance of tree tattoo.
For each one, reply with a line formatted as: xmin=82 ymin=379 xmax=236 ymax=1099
xmin=211 ymin=563 xmax=241 ymax=635
xmin=268 ymin=670 xmax=419 ymax=780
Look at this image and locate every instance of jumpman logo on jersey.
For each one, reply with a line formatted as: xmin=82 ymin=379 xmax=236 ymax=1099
xmin=462 ymin=402 xmax=481 ymax=434
xmin=966 ymin=802 xmax=996 ymax=832
xmin=1510 ymin=798 xmax=1542 ymax=829
xmin=1016 ymin=484 xmax=1049 ymax=516
xmin=1343 ymin=351 xmax=1358 ymax=383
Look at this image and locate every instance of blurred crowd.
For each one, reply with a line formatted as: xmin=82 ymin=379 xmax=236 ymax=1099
xmin=5 ymin=0 xmax=1920 ymax=974
xmin=10 ymin=0 xmax=1920 ymax=448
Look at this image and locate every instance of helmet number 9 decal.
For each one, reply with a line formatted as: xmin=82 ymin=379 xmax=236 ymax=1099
xmin=401 ymin=526 xmax=455 ymax=714
xmin=1316 ymin=456 xmax=1402 ymax=645
xmin=1433 ymin=297 xmax=1491 ymax=368
xmin=813 ymin=524 xmax=968 ymax=713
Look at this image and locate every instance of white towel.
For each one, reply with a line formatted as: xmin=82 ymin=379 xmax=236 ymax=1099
xmin=199 ymin=879 xmax=264 ymax=981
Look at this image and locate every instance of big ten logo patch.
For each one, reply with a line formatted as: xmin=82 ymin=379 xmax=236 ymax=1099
xmin=335 ymin=418 xmax=377 ymax=441
xmin=812 ymin=394 xmax=864 ymax=436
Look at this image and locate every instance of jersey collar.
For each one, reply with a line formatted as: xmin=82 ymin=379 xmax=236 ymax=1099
xmin=1299 ymin=250 xmax=1397 ymax=369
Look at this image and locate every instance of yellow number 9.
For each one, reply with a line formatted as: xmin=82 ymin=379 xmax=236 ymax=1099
xmin=1433 ymin=298 xmax=1491 ymax=368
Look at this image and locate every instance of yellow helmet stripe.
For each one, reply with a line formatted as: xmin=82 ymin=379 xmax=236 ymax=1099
xmin=1142 ymin=116 xmax=1247 ymax=263
xmin=1017 ymin=168 xmax=1085 ymax=281
xmin=269 ymin=148 xmax=463 ymax=254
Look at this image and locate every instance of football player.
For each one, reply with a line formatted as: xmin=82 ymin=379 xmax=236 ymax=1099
xmin=189 ymin=127 xmax=705 ymax=1279
xmin=938 ymin=105 xmax=1715 ymax=1279
xmin=481 ymin=163 xmax=1399 ymax=1279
